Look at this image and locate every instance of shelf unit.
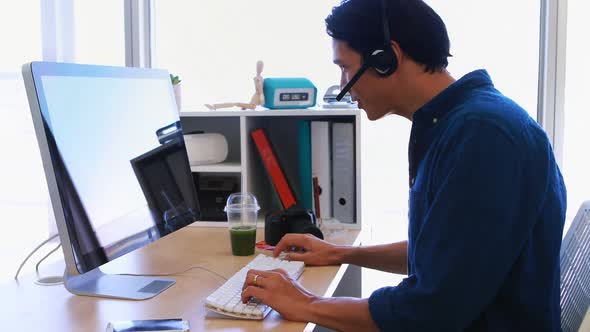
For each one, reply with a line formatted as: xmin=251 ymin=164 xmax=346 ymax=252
xmin=190 ymin=161 xmax=242 ymax=173
xmin=180 ymin=107 xmax=362 ymax=229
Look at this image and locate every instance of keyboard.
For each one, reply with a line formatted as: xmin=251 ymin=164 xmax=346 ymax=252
xmin=205 ymin=254 xmax=305 ymax=319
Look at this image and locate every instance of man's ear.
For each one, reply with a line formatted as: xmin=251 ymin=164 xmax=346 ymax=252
xmin=391 ymin=41 xmax=403 ymax=65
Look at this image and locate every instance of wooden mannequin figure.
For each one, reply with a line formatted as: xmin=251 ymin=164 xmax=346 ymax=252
xmin=205 ymin=60 xmax=265 ymax=110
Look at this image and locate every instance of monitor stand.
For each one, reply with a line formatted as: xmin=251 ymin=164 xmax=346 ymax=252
xmin=64 ymin=268 xmax=175 ymax=300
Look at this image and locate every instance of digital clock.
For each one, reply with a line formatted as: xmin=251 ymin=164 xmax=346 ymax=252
xmin=263 ymin=78 xmax=317 ymax=109
xmin=280 ymin=92 xmax=309 ymax=102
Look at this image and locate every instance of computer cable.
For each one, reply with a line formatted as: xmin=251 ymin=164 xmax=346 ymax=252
xmin=34 ymin=242 xmax=64 ymax=286
xmin=117 ymin=265 xmax=228 ymax=281
xmin=15 ymin=235 xmax=228 ymax=285
xmin=35 ymin=242 xmax=61 ymax=273
xmin=14 ymin=233 xmax=59 ymax=281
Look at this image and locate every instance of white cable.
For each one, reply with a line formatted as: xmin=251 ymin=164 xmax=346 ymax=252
xmin=15 ymin=235 xmax=228 ymax=284
xmin=117 ymin=265 xmax=228 ymax=281
xmin=33 ymin=242 xmax=64 ymax=286
xmin=35 ymin=243 xmax=61 ymax=273
xmin=14 ymin=234 xmax=59 ymax=281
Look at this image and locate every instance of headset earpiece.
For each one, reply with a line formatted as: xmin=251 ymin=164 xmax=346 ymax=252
xmin=367 ymin=47 xmax=398 ymax=77
xmin=367 ymin=0 xmax=398 ymax=77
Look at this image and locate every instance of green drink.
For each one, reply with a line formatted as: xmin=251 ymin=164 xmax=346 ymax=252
xmin=225 ymin=193 xmax=260 ymax=256
xmin=229 ymin=226 xmax=257 ymax=256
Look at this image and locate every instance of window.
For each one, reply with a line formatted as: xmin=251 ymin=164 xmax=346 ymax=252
xmin=427 ymin=1 xmax=540 ymax=117
xmin=0 ymin=1 xmax=126 ymax=283
xmin=153 ymin=0 xmax=341 ymax=110
xmin=562 ymin=0 xmax=590 ymax=228
xmin=153 ymin=1 xmax=542 ymax=240
xmin=0 ymin=2 xmax=49 ymax=282
xmin=74 ymin=1 xmax=125 ymax=66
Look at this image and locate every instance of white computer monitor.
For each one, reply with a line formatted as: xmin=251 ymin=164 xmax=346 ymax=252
xmin=22 ymin=61 xmax=200 ymax=300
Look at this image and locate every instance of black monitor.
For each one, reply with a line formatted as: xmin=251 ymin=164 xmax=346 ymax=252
xmin=22 ymin=61 xmax=200 ymax=300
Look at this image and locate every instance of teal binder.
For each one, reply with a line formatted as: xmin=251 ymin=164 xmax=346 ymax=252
xmin=298 ymin=121 xmax=313 ymax=210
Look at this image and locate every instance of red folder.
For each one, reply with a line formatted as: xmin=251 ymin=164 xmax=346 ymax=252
xmin=251 ymin=129 xmax=297 ymax=209
xmin=312 ymin=176 xmax=321 ymax=219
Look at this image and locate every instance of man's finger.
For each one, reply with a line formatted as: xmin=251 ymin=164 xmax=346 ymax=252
xmin=241 ymin=285 xmax=268 ymax=303
xmin=271 ymin=268 xmax=288 ymax=277
xmin=243 ymin=269 xmax=280 ymax=289
xmin=247 ymin=269 xmax=278 ymax=279
xmin=284 ymin=251 xmax=308 ymax=262
xmin=273 ymin=234 xmax=307 ymax=257
xmin=244 ymin=272 xmax=267 ymax=289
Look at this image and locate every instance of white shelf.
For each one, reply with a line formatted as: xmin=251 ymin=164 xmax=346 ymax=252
xmin=180 ymin=110 xmax=362 ymax=229
xmin=180 ymin=107 xmax=359 ymax=117
xmin=190 ymin=161 xmax=242 ymax=173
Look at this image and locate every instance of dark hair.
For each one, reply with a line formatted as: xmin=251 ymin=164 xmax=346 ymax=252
xmin=325 ymin=0 xmax=452 ymax=73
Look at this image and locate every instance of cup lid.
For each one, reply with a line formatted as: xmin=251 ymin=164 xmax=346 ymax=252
xmin=224 ymin=192 xmax=260 ymax=211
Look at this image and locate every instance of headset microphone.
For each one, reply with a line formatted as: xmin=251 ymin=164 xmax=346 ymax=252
xmin=336 ymin=61 xmax=370 ymax=101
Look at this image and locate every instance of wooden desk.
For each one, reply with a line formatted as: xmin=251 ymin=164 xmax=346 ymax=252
xmin=1 ymin=226 xmax=361 ymax=331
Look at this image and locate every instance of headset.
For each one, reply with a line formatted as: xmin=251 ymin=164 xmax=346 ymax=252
xmin=336 ymin=0 xmax=398 ymax=101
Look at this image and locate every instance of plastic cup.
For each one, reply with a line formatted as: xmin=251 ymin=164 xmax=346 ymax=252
xmin=225 ymin=192 xmax=260 ymax=256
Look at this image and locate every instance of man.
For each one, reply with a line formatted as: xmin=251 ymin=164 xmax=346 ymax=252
xmin=241 ymin=0 xmax=567 ymax=331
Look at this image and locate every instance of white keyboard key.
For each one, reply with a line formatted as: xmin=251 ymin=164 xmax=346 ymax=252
xmin=224 ymin=297 xmax=241 ymax=312
xmin=242 ymin=305 xmax=256 ymax=315
xmin=252 ymin=306 xmax=264 ymax=316
xmin=205 ymin=254 xmax=305 ymax=320
xmin=234 ymin=302 xmax=250 ymax=314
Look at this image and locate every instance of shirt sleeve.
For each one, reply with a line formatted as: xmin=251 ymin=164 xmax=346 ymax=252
xmin=368 ymin=120 xmax=540 ymax=331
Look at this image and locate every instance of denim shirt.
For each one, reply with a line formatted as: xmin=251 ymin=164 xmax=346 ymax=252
xmin=368 ymin=70 xmax=566 ymax=331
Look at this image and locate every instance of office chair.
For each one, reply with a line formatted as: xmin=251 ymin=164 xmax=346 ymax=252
xmin=561 ymin=201 xmax=590 ymax=332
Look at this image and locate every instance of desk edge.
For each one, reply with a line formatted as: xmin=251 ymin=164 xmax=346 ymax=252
xmin=303 ymin=231 xmax=363 ymax=332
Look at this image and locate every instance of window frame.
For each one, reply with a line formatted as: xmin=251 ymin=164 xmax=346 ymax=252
xmin=124 ymin=0 xmax=154 ymax=68
xmin=538 ymin=0 xmax=568 ymax=167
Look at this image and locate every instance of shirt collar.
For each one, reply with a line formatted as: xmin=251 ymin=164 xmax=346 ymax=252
xmin=412 ymin=69 xmax=494 ymax=125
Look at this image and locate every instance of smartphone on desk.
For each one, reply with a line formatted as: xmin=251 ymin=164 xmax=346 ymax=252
xmin=106 ymin=318 xmax=189 ymax=332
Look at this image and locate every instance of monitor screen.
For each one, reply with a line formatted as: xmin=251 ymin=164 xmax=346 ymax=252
xmin=27 ymin=62 xmax=200 ymax=273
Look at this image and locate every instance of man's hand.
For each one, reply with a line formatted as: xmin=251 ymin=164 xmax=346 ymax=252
xmin=241 ymin=269 xmax=316 ymax=322
xmin=272 ymin=234 xmax=344 ymax=266
xmin=241 ymin=268 xmax=379 ymax=331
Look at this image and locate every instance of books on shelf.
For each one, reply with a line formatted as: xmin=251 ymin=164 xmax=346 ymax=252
xmin=311 ymin=121 xmax=333 ymax=220
xmin=331 ymin=122 xmax=355 ymax=224
xmin=251 ymin=128 xmax=297 ymax=210
xmin=298 ymin=121 xmax=313 ymax=210
xmin=251 ymin=120 xmax=356 ymax=224
xmin=312 ymin=176 xmax=322 ymax=219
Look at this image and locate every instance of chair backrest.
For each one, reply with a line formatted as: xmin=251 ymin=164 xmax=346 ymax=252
xmin=561 ymin=201 xmax=590 ymax=332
